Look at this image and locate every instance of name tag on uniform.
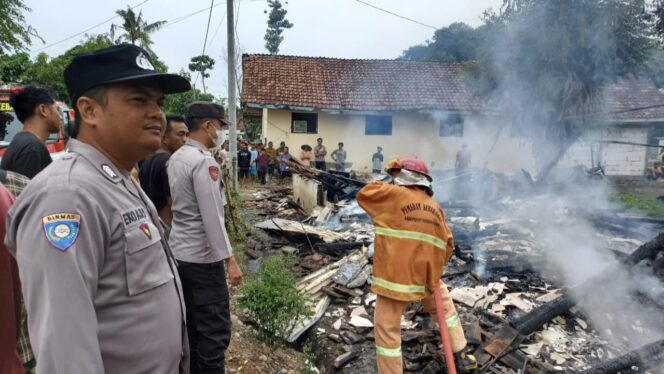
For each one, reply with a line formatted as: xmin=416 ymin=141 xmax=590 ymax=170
xmin=122 ymin=207 xmax=148 ymax=227
xmin=42 ymin=213 xmax=81 ymax=251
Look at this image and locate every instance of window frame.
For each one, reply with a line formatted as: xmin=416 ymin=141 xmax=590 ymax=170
xmin=439 ymin=116 xmax=464 ymax=137
xmin=291 ymin=112 xmax=318 ymax=134
xmin=365 ymin=115 xmax=393 ymax=136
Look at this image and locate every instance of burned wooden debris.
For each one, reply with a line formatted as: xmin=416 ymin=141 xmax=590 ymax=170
xmin=579 ymin=339 xmax=664 ymax=374
xmin=245 ymin=183 xmax=664 ymax=373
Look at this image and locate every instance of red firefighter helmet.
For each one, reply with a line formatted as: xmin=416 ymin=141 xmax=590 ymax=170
xmin=399 ymin=156 xmax=432 ymax=181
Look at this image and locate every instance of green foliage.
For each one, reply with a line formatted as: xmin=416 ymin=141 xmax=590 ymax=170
xmin=300 ymin=341 xmax=318 ymax=374
xmin=482 ymin=0 xmax=656 ymax=161
xmin=20 ymin=34 xmax=114 ymax=101
xmin=110 ymin=7 xmax=166 ymax=55
xmin=652 ymin=0 xmax=664 ymax=42
xmin=0 ymin=52 xmax=30 ymax=84
xmin=0 ymin=0 xmax=41 ymax=54
xmin=264 ymin=0 xmax=294 ymax=54
xmin=614 ymin=194 xmax=664 ymax=217
xmin=401 ymin=23 xmax=484 ymax=62
xmin=643 ymin=49 xmax=664 ymax=88
xmin=243 ymin=116 xmax=262 ymax=142
xmin=237 ymin=254 xmax=312 ymax=345
xmin=164 ymin=71 xmax=225 ymax=116
xmin=188 ymin=54 xmax=215 ymax=93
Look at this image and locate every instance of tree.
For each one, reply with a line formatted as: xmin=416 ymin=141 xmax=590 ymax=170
xmin=653 ymin=0 xmax=664 ymax=44
xmin=163 ymin=70 xmax=225 ymax=115
xmin=401 ymin=22 xmax=484 ymax=62
xmin=188 ymin=55 xmax=215 ymax=93
xmin=480 ymin=0 xmax=656 ymax=183
xmin=110 ymin=7 xmax=166 ymax=55
xmin=264 ymin=0 xmax=293 ymax=54
xmin=21 ymin=34 xmax=115 ymax=101
xmin=0 ymin=52 xmax=30 ymax=84
xmin=0 ymin=0 xmax=41 ymax=54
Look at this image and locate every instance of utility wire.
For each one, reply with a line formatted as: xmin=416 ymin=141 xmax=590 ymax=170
xmin=202 ymin=0 xmax=215 ymax=55
xmin=353 ymin=0 xmax=437 ymax=30
xmin=208 ymin=11 xmax=226 ymax=46
xmin=161 ymin=3 xmax=224 ymax=30
xmin=31 ymin=0 xmax=152 ymax=53
xmin=161 ymin=0 xmax=261 ymax=30
xmin=193 ymin=0 xmax=216 ymax=88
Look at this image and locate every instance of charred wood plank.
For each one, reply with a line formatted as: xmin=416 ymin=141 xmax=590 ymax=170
xmin=314 ymin=241 xmax=366 ymax=256
xmin=513 ymin=233 xmax=664 ymax=335
xmin=333 ymin=347 xmax=360 ymax=369
xmin=511 ymin=294 xmax=574 ymax=336
xmin=579 ymin=339 xmax=664 ymax=374
xmin=477 ymin=233 xmax=664 ymax=371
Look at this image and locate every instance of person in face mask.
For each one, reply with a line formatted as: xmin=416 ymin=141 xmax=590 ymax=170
xmin=167 ymin=101 xmax=242 ymax=374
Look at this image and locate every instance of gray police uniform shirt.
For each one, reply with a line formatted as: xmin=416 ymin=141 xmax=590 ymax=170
xmin=5 ymin=139 xmax=189 ymax=374
xmin=168 ymin=138 xmax=233 ymax=264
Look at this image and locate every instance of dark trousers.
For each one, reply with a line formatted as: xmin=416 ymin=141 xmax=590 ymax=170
xmin=315 ymin=161 xmax=326 ymax=170
xmin=178 ymin=261 xmax=231 ymax=374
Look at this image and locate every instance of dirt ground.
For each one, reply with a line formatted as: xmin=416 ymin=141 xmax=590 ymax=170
xmin=225 ymin=184 xmax=309 ymax=374
xmin=226 ymin=301 xmax=306 ymax=374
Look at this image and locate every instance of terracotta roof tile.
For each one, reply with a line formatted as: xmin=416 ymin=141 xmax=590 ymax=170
xmin=241 ymin=54 xmax=664 ymax=120
xmin=602 ymin=78 xmax=664 ymax=120
xmin=241 ymin=54 xmax=486 ymax=112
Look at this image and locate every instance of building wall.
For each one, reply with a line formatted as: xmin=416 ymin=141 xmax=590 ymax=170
xmin=559 ymin=125 xmax=649 ymax=176
xmin=263 ymin=108 xmax=536 ymax=173
xmin=263 ymin=108 xmax=650 ymax=176
xmin=648 ymin=123 xmax=664 ymax=163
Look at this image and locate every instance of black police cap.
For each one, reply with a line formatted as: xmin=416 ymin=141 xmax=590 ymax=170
xmin=186 ymin=101 xmax=231 ymax=126
xmin=64 ymin=44 xmax=191 ymax=104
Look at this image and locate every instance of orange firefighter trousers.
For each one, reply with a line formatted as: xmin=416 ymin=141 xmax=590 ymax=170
xmin=374 ymin=282 xmax=467 ymax=374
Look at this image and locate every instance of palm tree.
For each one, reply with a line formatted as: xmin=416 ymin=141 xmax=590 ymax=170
xmin=110 ymin=7 xmax=166 ymax=54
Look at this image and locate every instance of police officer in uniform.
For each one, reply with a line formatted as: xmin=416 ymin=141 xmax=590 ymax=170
xmin=5 ymin=44 xmax=192 ymax=374
xmin=168 ymin=102 xmax=243 ymax=374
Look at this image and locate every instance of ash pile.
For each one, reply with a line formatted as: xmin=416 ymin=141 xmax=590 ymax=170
xmin=247 ymin=171 xmax=664 ymax=373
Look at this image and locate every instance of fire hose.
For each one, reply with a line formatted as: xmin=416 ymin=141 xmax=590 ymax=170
xmin=434 ymin=281 xmax=457 ymax=374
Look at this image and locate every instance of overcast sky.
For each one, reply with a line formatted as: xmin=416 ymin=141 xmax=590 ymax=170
xmin=24 ymin=0 xmax=502 ymax=97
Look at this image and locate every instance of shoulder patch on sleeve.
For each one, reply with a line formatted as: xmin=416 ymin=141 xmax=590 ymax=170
xmin=42 ymin=213 xmax=81 ymax=251
xmin=209 ymin=166 xmax=220 ymax=181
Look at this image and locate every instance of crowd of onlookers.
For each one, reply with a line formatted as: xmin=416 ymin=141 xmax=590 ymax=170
xmin=213 ymin=137 xmax=388 ymax=187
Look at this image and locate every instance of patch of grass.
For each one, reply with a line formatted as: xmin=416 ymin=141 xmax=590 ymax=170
xmin=613 ymin=194 xmax=664 ymax=217
xmin=225 ymin=188 xmax=249 ymax=273
xmin=237 ymin=254 xmax=313 ymax=345
xmin=300 ymin=342 xmax=319 ymax=374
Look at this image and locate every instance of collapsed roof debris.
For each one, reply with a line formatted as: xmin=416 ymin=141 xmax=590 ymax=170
xmin=243 ymin=170 xmax=664 ymax=373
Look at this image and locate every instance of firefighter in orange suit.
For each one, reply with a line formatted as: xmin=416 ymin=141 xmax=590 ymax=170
xmin=357 ymin=156 xmax=477 ymax=374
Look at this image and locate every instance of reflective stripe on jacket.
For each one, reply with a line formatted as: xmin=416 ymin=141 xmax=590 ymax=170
xmin=357 ymin=182 xmax=454 ymax=302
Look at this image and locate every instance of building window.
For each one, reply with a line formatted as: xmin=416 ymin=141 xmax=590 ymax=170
xmin=439 ymin=117 xmax=464 ymax=137
xmin=291 ymin=112 xmax=318 ymax=134
xmin=365 ymin=115 xmax=392 ymax=135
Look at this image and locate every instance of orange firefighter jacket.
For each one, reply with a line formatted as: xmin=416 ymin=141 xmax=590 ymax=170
xmin=357 ymin=182 xmax=454 ymax=302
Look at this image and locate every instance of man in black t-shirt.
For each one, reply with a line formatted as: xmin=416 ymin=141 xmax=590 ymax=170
xmin=237 ymin=142 xmax=252 ymax=186
xmin=0 ymin=86 xmax=61 ymax=179
xmin=139 ymin=115 xmax=189 ymax=225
